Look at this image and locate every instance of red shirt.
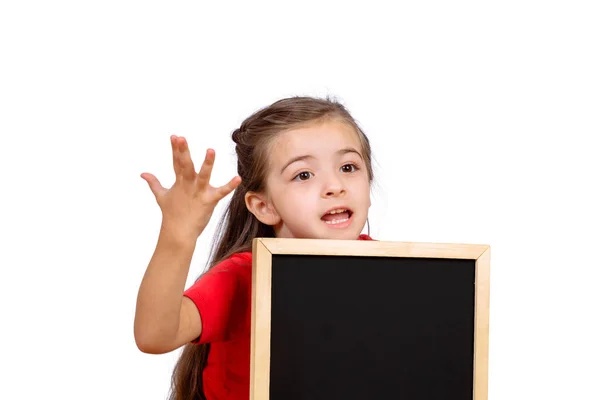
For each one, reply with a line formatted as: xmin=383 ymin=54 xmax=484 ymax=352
xmin=183 ymin=234 xmax=373 ymax=400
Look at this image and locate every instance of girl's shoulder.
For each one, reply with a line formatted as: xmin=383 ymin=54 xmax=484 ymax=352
xmin=211 ymin=235 xmax=372 ymax=274
xmin=209 ymin=251 xmax=253 ymax=274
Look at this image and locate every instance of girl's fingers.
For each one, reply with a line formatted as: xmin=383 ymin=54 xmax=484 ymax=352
xmin=177 ymin=137 xmax=197 ymax=182
xmin=214 ymin=176 xmax=242 ymax=200
xmin=170 ymin=135 xmax=181 ymax=178
xmin=141 ymin=173 xmax=166 ymax=199
xmin=196 ymin=149 xmax=216 ymax=188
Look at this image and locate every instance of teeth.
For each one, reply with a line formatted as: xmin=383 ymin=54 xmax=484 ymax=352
xmin=328 ymin=209 xmax=348 ymax=215
xmin=325 ymin=218 xmax=349 ymax=225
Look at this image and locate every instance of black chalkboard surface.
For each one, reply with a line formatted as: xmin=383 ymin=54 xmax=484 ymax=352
xmin=250 ymin=239 xmax=490 ymax=400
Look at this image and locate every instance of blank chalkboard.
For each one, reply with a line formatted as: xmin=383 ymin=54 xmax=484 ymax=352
xmin=250 ymin=239 xmax=490 ymax=400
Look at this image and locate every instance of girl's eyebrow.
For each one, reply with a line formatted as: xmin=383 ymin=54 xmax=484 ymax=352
xmin=280 ymin=155 xmax=314 ymax=174
xmin=339 ymin=147 xmax=363 ymax=160
xmin=280 ymin=147 xmax=363 ymax=174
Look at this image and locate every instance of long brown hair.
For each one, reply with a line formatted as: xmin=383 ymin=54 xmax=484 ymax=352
xmin=168 ymin=96 xmax=374 ymax=400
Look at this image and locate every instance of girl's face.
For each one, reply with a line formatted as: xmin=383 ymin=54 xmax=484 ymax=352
xmin=263 ymin=119 xmax=371 ymax=240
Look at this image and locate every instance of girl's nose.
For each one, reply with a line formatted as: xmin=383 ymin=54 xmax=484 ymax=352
xmin=325 ymin=188 xmax=345 ymax=197
xmin=322 ymin=176 xmax=346 ymax=197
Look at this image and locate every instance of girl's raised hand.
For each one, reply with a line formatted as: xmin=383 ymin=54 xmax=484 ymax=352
xmin=141 ymin=135 xmax=242 ymax=242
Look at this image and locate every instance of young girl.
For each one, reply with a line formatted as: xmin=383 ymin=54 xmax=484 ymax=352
xmin=134 ymin=96 xmax=376 ymax=400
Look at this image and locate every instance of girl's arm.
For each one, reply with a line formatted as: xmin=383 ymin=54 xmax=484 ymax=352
xmin=134 ymin=135 xmax=241 ymax=354
xmin=134 ymin=227 xmax=201 ymax=354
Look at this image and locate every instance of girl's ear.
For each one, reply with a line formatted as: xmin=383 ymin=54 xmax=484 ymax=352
xmin=245 ymin=191 xmax=281 ymax=226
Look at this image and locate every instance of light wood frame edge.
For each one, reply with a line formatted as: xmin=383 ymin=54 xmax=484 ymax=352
xmin=473 ymin=246 xmax=491 ymax=400
xmin=250 ymin=239 xmax=273 ymax=400
xmin=250 ymin=238 xmax=491 ymax=400
xmin=255 ymin=238 xmax=489 ymax=259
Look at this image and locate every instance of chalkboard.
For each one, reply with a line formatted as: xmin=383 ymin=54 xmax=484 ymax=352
xmin=250 ymin=239 xmax=490 ymax=400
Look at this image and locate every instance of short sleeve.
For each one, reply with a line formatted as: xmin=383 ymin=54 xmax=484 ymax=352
xmin=183 ymin=262 xmax=239 ymax=344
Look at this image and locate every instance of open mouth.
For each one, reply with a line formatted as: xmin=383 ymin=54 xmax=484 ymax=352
xmin=321 ymin=208 xmax=353 ymax=225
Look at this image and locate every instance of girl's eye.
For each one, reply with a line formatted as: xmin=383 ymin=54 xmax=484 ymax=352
xmin=341 ymin=163 xmax=359 ymax=173
xmin=293 ymin=171 xmax=313 ymax=181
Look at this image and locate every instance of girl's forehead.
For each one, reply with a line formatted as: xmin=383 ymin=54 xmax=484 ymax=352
xmin=271 ymin=120 xmax=362 ymax=154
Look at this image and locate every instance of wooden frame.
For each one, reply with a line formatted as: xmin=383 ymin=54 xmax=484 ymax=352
xmin=250 ymin=238 xmax=491 ymax=400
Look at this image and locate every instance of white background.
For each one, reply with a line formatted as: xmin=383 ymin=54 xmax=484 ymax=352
xmin=1 ymin=1 xmax=599 ymax=399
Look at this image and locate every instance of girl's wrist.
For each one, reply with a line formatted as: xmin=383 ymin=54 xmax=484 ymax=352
xmin=158 ymin=222 xmax=199 ymax=249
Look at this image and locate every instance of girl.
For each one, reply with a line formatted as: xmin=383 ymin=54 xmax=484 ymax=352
xmin=134 ymin=96 xmax=376 ymax=400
